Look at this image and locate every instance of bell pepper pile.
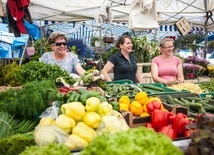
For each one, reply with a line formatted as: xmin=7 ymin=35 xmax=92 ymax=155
xmin=146 ymin=109 xmax=196 ymax=140
xmin=118 ymin=92 xmax=165 ymax=117
xmin=36 ymin=89 xmax=118 ymax=151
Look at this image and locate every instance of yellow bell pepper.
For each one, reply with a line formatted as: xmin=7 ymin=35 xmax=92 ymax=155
xmin=97 ymin=101 xmax=113 ymax=117
xmin=72 ymin=122 xmax=96 ymax=142
xmin=135 ymin=92 xmax=149 ymax=105
xmin=119 ymin=103 xmax=129 ymax=111
xmin=140 ymin=112 xmax=150 ymax=117
xmin=82 ymin=112 xmax=101 ymax=128
xmin=64 ymin=134 xmax=88 ymax=150
xmin=61 ymin=102 xmax=86 ymax=121
xmin=85 ymin=97 xmax=101 ymax=112
xmin=118 ymin=95 xmax=130 ymax=106
xmin=129 ymin=101 xmax=143 ymax=116
xmin=54 ymin=114 xmax=76 ymax=134
xmin=38 ymin=117 xmax=54 ymax=126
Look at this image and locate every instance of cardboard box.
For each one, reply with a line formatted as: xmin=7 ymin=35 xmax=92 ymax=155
xmin=121 ymin=103 xmax=188 ymax=128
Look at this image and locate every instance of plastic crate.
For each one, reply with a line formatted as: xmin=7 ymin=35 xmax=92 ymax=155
xmin=199 ymin=93 xmax=214 ymax=99
xmin=106 ymin=79 xmax=133 ymax=85
xmin=136 ymin=83 xmax=180 ymax=95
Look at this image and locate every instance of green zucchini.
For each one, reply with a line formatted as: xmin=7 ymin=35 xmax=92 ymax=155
xmin=185 ymin=96 xmax=202 ymax=102
xmin=142 ymin=85 xmax=164 ymax=92
xmin=165 ymin=95 xmax=175 ymax=105
xmin=173 ymin=98 xmax=186 ymax=106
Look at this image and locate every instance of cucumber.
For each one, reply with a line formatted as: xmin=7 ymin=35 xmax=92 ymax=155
xmin=173 ymin=98 xmax=186 ymax=106
xmin=185 ymin=96 xmax=202 ymax=102
xmin=142 ymin=85 xmax=164 ymax=92
xmin=165 ymin=95 xmax=175 ymax=105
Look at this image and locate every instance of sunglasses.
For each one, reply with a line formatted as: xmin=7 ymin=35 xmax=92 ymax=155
xmin=54 ymin=42 xmax=67 ymax=46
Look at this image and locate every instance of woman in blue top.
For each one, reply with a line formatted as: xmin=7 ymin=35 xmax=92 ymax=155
xmin=102 ymin=35 xmax=141 ymax=83
xmin=39 ymin=32 xmax=85 ymax=77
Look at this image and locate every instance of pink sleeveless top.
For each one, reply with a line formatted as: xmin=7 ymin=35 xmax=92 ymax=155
xmin=152 ymin=55 xmax=182 ymax=80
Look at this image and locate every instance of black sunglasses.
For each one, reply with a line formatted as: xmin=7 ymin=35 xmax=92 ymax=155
xmin=54 ymin=42 xmax=67 ymax=46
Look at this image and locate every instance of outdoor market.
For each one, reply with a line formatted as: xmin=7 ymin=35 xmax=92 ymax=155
xmin=0 ymin=0 xmax=214 ymax=155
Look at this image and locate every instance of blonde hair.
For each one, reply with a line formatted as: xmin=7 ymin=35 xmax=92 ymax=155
xmin=159 ymin=37 xmax=174 ymax=48
xmin=48 ymin=32 xmax=67 ymax=45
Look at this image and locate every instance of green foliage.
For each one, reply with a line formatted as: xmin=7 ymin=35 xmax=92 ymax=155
xmin=208 ymin=40 xmax=214 ymax=48
xmin=0 ymin=80 xmax=58 ymax=120
xmin=0 ymin=133 xmax=35 ymax=155
xmin=30 ymin=37 xmax=52 ymax=61
xmin=19 ymin=143 xmax=71 ymax=155
xmin=101 ymin=47 xmax=118 ymax=64
xmin=132 ymin=36 xmax=160 ymax=63
xmin=0 ymin=111 xmax=37 ymax=139
xmin=175 ymin=32 xmax=205 ymax=50
xmin=14 ymin=61 xmax=70 ymax=85
xmin=0 ymin=62 xmax=22 ymax=86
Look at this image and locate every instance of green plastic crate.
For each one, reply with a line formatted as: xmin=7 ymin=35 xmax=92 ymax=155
xmin=136 ymin=83 xmax=180 ymax=95
xmin=106 ymin=79 xmax=133 ymax=85
xmin=199 ymin=92 xmax=214 ymax=99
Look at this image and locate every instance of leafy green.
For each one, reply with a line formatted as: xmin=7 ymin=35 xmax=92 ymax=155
xmin=0 ymin=80 xmax=58 ymax=120
xmin=19 ymin=143 xmax=71 ymax=155
xmin=0 ymin=111 xmax=38 ymax=139
xmin=0 ymin=133 xmax=35 ymax=155
xmin=81 ymin=127 xmax=183 ymax=155
xmin=14 ymin=61 xmax=70 ymax=85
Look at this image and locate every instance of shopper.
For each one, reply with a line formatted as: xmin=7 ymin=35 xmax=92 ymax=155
xmin=39 ymin=32 xmax=85 ymax=76
xmin=102 ymin=35 xmax=141 ymax=83
xmin=151 ymin=37 xmax=184 ymax=85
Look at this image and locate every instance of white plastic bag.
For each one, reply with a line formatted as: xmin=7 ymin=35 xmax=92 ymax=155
xmin=39 ymin=101 xmax=59 ymax=119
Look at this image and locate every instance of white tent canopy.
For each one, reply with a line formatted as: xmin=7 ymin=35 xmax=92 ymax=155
xmin=1 ymin=0 xmax=213 ymax=31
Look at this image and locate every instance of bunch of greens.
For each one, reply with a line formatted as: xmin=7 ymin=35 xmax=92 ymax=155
xmin=0 ymin=80 xmax=58 ymax=120
xmin=14 ymin=61 xmax=70 ymax=85
xmin=0 ymin=111 xmax=37 ymax=139
xmin=0 ymin=62 xmax=22 ymax=86
xmin=19 ymin=143 xmax=71 ymax=155
xmin=80 ymin=127 xmax=183 ymax=155
xmin=0 ymin=133 xmax=35 ymax=155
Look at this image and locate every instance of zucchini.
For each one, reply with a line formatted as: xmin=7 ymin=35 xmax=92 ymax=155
xmin=173 ymin=98 xmax=186 ymax=106
xmin=185 ymin=96 xmax=202 ymax=102
xmin=165 ymin=95 xmax=175 ymax=105
xmin=142 ymin=85 xmax=164 ymax=92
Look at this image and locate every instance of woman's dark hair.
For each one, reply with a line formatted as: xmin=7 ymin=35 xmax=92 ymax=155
xmin=115 ymin=35 xmax=132 ymax=48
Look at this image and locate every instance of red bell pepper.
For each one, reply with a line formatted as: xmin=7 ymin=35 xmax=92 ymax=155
xmin=184 ymin=129 xmax=198 ymax=137
xmin=151 ymin=109 xmax=170 ymax=129
xmin=158 ymin=124 xmax=177 ymax=140
xmin=146 ymin=100 xmax=161 ymax=115
xmin=172 ymin=113 xmax=189 ymax=136
xmin=146 ymin=122 xmax=155 ymax=131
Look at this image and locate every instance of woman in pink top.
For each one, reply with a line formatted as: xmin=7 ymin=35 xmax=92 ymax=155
xmin=151 ymin=38 xmax=184 ymax=86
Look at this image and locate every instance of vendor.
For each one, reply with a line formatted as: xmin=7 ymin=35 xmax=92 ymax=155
xmin=39 ymin=32 xmax=85 ymax=77
xmin=151 ymin=37 xmax=184 ymax=86
xmin=102 ymin=35 xmax=141 ymax=83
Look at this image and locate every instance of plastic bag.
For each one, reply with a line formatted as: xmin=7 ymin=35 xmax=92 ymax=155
xmin=39 ymin=101 xmax=60 ymax=119
xmin=34 ymin=124 xmax=69 ymax=146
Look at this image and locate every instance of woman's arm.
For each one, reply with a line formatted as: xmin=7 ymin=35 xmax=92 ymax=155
xmin=176 ymin=63 xmax=184 ymax=83
xmin=102 ymin=61 xmax=114 ymax=82
xmin=75 ymin=64 xmax=86 ymax=76
xmin=136 ymin=69 xmax=141 ymax=83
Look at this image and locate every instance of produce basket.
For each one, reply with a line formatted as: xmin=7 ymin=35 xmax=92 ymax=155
xmin=159 ymin=93 xmax=214 ymax=116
